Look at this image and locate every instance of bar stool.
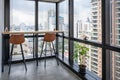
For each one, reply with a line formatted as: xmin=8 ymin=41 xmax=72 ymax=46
xmin=9 ymin=34 xmax=27 ymax=74
xmin=40 ymin=33 xmax=59 ymax=67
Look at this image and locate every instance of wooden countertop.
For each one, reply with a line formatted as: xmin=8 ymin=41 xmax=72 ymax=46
xmin=2 ymin=30 xmax=64 ymax=34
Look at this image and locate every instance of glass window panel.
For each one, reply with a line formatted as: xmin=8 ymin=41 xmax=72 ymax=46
xmin=64 ymin=39 xmax=69 ymax=63
xmin=10 ymin=0 xmax=35 ymax=60
xmin=73 ymin=42 xmax=102 ymax=78
xmin=10 ymin=0 xmax=35 ymax=31
xmin=58 ymin=38 xmax=69 ymax=62
xmin=110 ymin=51 xmax=120 ymax=80
xmin=38 ymin=2 xmax=56 ymax=58
xmin=110 ymin=0 xmax=120 ymax=47
xmin=38 ymin=2 xmax=56 ymax=31
xmin=58 ymin=37 xmax=63 ymax=59
xmin=59 ymin=0 xmax=68 ymax=36
xmin=38 ymin=37 xmax=56 ymax=57
xmin=38 ymin=37 xmax=44 ymax=56
xmin=74 ymin=0 xmax=102 ymax=43
xmin=12 ymin=37 xmax=33 ymax=61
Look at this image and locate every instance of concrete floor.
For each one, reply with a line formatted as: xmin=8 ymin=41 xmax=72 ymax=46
xmin=1 ymin=58 xmax=81 ymax=80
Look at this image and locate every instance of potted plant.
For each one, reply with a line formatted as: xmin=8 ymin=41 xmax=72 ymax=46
xmin=74 ymin=42 xmax=89 ymax=73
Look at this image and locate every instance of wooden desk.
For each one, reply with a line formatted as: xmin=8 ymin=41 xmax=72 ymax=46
xmin=2 ymin=30 xmax=64 ymax=72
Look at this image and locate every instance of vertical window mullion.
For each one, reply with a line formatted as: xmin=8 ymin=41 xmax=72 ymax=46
xmin=69 ymin=0 xmax=74 ymax=65
xmin=102 ymin=0 xmax=107 ymax=79
xmin=56 ymin=2 xmax=59 ymax=57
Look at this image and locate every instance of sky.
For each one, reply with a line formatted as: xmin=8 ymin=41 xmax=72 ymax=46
xmin=10 ymin=0 xmax=91 ymax=25
xmin=74 ymin=0 xmax=91 ymax=22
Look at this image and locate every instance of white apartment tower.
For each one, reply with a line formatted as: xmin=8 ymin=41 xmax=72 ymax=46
xmin=112 ymin=0 xmax=120 ymax=80
xmin=91 ymin=0 xmax=102 ymax=77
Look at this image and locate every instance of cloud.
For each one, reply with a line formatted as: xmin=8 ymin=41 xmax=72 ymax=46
xmin=11 ymin=0 xmax=35 ymax=13
xmin=39 ymin=2 xmax=55 ymax=11
xmin=59 ymin=0 xmax=91 ymax=22
xmin=11 ymin=0 xmax=91 ymax=25
xmin=59 ymin=0 xmax=68 ymax=14
xmin=11 ymin=0 xmax=55 ymax=12
xmin=11 ymin=9 xmax=35 ymax=25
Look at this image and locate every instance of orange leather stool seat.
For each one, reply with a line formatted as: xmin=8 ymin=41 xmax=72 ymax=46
xmin=9 ymin=34 xmax=25 ymax=44
xmin=8 ymin=34 xmax=27 ymax=74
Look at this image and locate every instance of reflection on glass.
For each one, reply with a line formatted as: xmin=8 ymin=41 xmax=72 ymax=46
xmin=110 ymin=0 xmax=120 ymax=79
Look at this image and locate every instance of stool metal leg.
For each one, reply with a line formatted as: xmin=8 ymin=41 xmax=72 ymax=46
xmin=8 ymin=44 xmax=14 ymax=74
xmin=44 ymin=42 xmax=47 ymax=68
xmin=52 ymin=42 xmax=59 ymax=65
xmin=20 ymin=44 xmax=27 ymax=71
xmin=40 ymin=41 xmax=44 ymax=57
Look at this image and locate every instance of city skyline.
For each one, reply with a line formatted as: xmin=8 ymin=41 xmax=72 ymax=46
xmin=10 ymin=0 xmax=91 ymax=25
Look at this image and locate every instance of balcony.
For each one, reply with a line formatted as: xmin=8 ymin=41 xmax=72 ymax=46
xmin=1 ymin=0 xmax=120 ymax=80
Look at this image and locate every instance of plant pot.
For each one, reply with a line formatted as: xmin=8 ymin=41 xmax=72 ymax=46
xmin=79 ymin=64 xmax=86 ymax=73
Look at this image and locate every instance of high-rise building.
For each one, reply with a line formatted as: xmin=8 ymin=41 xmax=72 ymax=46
xmin=75 ymin=18 xmax=92 ymax=70
xmin=90 ymin=0 xmax=102 ymax=77
xmin=76 ymin=18 xmax=92 ymax=40
xmin=111 ymin=0 xmax=120 ymax=80
xmin=48 ymin=9 xmax=55 ymax=30
xmin=58 ymin=16 xmax=64 ymax=30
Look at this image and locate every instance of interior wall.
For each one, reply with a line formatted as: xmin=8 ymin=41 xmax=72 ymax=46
xmin=0 ymin=0 xmax=4 ymax=77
